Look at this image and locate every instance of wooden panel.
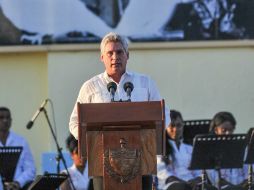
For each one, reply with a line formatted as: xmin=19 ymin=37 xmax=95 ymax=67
xmin=78 ymin=122 xmax=86 ymax=160
xmin=84 ymin=129 xmax=158 ymax=176
xmin=141 ymin=129 xmax=157 ymax=175
xmin=87 ymin=131 xmax=103 ymax=176
xmin=103 ymin=130 xmax=142 ymax=190
xmin=155 ymin=122 xmax=163 ymax=155
xmin=77 ymin=100 xmax=165 ymax=184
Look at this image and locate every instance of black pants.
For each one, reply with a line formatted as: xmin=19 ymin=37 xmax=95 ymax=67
xmin=93 ymin=175 xmax=152 ymax=190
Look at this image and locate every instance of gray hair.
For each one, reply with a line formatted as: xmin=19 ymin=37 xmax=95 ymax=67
xmin=100 ymin=32 xmax=128 ymax=54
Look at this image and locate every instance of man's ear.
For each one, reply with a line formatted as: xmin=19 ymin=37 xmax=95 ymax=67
xmin=100 ymin=54 xmax=104 ymax=62
xmin=127 ymin=52 xmax=129 ymax=59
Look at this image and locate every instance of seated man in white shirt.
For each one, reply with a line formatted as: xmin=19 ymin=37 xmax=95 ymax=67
xmin=0 ymin=107 xmax=36 ymax=190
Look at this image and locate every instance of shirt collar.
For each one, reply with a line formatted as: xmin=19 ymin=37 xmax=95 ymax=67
xmin=1 ymin=131 xmax=12 ymax=146
xmin=70 ymin=163 xmax=87 ymax=175
xmin=103 ymin=70 xmax=133 ymax=83
xmin=168 ymin=138 xmax=183 ymax=145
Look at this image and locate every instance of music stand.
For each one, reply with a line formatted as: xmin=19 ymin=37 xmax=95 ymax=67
xmin=183 ymin=119 xmax=211 ymax=145
xmin=189 ymin=134 xmax=247 ymax=190
xmin=0 ymin=146 xmax=23 ymax=183
xmin=245 ymin=128 xmax=254 ymax=190
xmin=28 ymin=173 xmax=68 ymax=190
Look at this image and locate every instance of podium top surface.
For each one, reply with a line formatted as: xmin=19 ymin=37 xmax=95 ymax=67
xmin=189 ymin=134 xmax=247 ymax=170
xmin=77 ymin=101 xmax=165 ymax=130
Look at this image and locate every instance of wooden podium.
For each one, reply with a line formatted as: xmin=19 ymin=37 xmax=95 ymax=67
xmin=77 ymin=100 xmax=165 ymax=190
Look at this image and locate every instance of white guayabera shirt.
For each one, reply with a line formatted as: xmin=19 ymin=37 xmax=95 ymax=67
xmin=61 ymin=163 xmax=90 ymax=190
xmin=0 ymin=131 xmax=36 ymax=188
xmin=69 ymin=70 xmax=170 ymax=139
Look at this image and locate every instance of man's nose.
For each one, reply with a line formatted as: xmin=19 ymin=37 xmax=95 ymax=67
xmin=112 ymin=52 xmax=119 ymax=59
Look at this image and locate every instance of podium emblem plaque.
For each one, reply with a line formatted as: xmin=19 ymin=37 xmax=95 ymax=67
xmin=104 ymin=138 xmax=141 ymax=183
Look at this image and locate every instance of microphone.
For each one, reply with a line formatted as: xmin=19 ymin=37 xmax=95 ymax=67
xmin=26 ymin=99 xmax=48 ymax=129
xmin=107 ymin=82 xmax=117 ymax=102
xmin=123 ymin=82 xmax=134 ymax=101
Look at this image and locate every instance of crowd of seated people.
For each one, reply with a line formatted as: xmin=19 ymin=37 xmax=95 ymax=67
xmin=155 ymin=110 xmax=253 ymax=190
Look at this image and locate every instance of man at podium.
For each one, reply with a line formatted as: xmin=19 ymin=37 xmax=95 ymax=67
xmin=69 ymin=32 xmax=170 ymax=190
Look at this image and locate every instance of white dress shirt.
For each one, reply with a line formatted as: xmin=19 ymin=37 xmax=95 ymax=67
xmin=157 ymin=139 xmax=201 ymax=190
xmin=61 ymin=163 xmax=90 ymax=190
xmin=0 ymin=131 xmax=36 ymax=188
xmin=69 ymin=70 xmax=170 ymax=139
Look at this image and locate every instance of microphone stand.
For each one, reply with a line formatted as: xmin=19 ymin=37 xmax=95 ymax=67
xmin=248 ymin=164 xmax=253 ymax=190
xmin=42 ymin=108 xmax=76 ymax=190
xmin=201 ymin=169 xmax=207 ymax=190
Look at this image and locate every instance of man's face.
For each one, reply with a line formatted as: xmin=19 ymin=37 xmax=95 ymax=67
xmin=101 ymin=41 xmax=129 ymax=78
xmin=0 ymin=110 xmax=12 ymax=133
xmin=166 ymin=116 xmax=184 ymax=141
xmin=71 ymin=149 xmax=86 ymax=168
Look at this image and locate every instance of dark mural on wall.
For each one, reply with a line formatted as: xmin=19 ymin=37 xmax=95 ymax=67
xmin=0 ymin=0 xmax=253 ymax=45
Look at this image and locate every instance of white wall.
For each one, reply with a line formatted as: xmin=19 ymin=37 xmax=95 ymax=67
xmin=0 ymin=52 xmax=51 ymax=173
xmin=128 ymin=46 xmax=254 ymax=133
xmin=47 ymin=50 xmax=104 ymax=149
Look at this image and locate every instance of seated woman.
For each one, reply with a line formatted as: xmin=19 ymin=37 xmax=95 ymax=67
xmin=206 ymin=111 xmax=248 ymax=190
xmin=156 ymin=110 xmax=204 ymax=190
xmin=60 ymin=134 xmax=93 ymax=190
